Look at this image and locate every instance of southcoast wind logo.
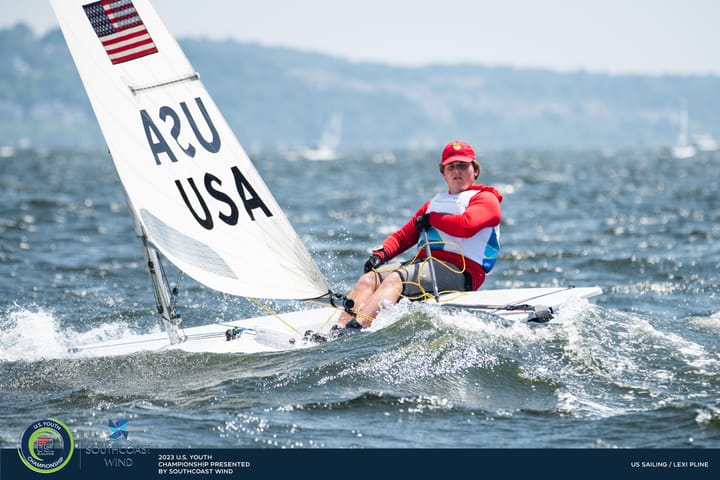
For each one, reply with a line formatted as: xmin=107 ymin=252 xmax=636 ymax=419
xmin=17 ymin=418 xmax=75 ymax=473
xmin=108 ymin=418 xmax=129 ymax=440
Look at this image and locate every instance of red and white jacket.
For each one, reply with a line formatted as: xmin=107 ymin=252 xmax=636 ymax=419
xmin=375 ymin=184 xmax=502 ymax=290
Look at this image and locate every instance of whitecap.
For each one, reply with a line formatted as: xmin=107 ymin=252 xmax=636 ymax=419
xmin=0 ymin=305 xmax=161 ymax=361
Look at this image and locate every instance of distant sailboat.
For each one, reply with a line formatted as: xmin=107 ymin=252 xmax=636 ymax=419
xmin=671 ymin=104 xmax=696 ymax=159
xmin=0 ymin=145 xmax=15 ymax=158
xmin=692 ymin=133 xmax=718 ymax=152
xmin=300 ymin=113 xmax=342 ymax=161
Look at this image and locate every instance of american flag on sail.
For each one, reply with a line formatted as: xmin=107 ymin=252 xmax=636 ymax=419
xmin=83 ymin=0 xmax=158 ymax=65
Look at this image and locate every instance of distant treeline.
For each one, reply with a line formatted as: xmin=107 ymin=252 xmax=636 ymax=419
xmin=2 ymin=23 xmax=719 ymax=150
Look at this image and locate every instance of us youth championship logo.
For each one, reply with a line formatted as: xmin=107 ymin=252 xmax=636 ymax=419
xmin=17 ymin=418 xmax=75 ymax=473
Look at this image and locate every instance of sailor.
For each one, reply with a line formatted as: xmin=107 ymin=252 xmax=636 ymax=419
xmin=338 ymin=140 xmax=503 ymax=328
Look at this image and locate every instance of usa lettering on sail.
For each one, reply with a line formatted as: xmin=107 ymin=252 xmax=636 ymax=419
xmin=140 ymin=97 xmax=273 ymax=230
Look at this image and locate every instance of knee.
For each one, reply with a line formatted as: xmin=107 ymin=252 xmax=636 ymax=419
xmin=357 ymin=271 xmax=380 ymax=290
xmin=382 ymin=272 xmax=402 ymax=286
xmin=379 ymin=272 xmax=403 ymax=295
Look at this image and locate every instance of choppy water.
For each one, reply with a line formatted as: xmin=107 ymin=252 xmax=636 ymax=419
xmin=1 ymin=146 xmax=719 ymax=449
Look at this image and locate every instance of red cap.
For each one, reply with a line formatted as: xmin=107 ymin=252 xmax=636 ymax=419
xmin=441 ymin=141 xmax=475 ymax=165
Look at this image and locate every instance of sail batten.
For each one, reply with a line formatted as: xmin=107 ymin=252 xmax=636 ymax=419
xmin=129 ymin=72 xmax=200 ymax=94
xmin=51 ymin=0 xmax=329 ymax=300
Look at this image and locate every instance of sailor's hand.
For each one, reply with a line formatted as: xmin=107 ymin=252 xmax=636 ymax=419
xmin=415 ymin=213 xmax=431 ymax=232
xmin=363 ymin=254 xmax=383 ymax=273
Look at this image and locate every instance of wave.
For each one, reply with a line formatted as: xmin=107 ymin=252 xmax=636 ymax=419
xmin=3 ymin=300 xmax=718 ymax=424
xmin=294 ymin=300 xmax=720 ymax=421
xmin=0 ymin=304 xmax=160 ymax=363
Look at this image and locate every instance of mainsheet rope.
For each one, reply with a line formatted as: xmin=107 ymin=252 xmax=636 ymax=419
xmin=234 ymin=239 xmax=480 ymax=333
xmin=269 ymin=238 xmax=473 ymax=329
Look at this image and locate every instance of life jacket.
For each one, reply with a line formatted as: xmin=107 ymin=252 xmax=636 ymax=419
xmin=417 ymin=190 xmax=501 ymax=273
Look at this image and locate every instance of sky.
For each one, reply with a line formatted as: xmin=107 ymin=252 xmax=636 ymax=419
xmin=2 ymin=0 xmax=719 ymax=75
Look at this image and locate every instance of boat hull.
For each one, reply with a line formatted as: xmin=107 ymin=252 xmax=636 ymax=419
xmin=69 ymin=287 xmax=602 ymax=356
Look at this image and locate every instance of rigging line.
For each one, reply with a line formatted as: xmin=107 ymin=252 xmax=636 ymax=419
xmin=441 ymin=286 xmax=577 ymax=312
xmin=305 ymin=299 xmax=374 ymax=325
xmin=418 ymin=239 xmax=468 ymax=274
xmin=147 ymin=262 xmax=165 ymax=314
xmin=320 ymin=309 xmax=342 ymax=329
xmin=153 ymin=249 xmax=187 ymax=341
xmin=511 ymin=285 xmax=575 ymax=305
xmin=247 ymin=297 xmax=303 ymax=335
xmin=370 ymin=238 xmax=468 ymax=303
xmin=169 ymin=270 xmax=184 ymax=316
xmin=368 ymin=238 xmax=572 ymax=313
xmin=155 ymin=249 xmax=183 ymax=322
xmin=68 ymin=336 xmax=167 ymax=352
xmin=410 ymin=256 xmax=467 ymax=301
xmin=320 ymin=238 xmax=471 ymax=321
xmin=422 ymin=230 xmax=440 ymax=301
xmin=398 ymin=280 xmax=466 ymax=302
xmin=390 ymin=238 xmax=574 ymax=312
xmin=371 ymin=238 xmax=467 ymax=276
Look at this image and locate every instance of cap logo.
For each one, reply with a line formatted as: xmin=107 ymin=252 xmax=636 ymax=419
xmin=453 ymin=142 xmax=462 ymax=151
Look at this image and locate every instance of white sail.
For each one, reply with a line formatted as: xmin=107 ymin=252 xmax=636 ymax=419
xmin=299 ymin=113 xmax=342 ymax=161
xmin=671 ymin=102 xmax=696 ymax=159
xmin=51 ymin=0 xmax=328 ymax=299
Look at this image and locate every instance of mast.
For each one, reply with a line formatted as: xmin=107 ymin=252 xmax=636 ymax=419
xmin=140 ymin=235 xmax=183 ymax=345
xmin=678 ymin=104 xmax=689 ymax=147
xmin=114 ymin=152 xmax=183 ymax=345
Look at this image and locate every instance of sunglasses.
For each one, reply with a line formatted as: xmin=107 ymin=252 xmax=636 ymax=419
xmin=444 ymin=162 xmax=471 ymax=171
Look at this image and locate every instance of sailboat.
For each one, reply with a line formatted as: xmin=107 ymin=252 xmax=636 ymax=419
xmin=51 ymin=0 xmax=601 ymax=356
xmin=671 ymin=104 xmax=696 ymax=159
xmin=692 ymin=133 xmax=718 ymax=152
xmin=299 ymin=113 xmax=343 ymax=161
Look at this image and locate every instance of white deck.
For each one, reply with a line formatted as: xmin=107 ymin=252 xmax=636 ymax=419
xmin=68 ymin=287 xmax=602 ymax=356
